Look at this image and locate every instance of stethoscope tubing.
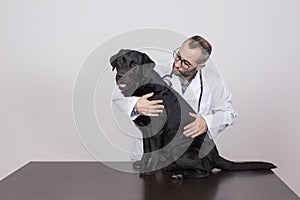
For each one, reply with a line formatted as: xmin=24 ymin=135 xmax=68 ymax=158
xmin=162 ymin=70 xmax=203 ymax=113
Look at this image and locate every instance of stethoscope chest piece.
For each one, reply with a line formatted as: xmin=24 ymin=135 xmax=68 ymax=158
xmin=162 ymin=72 xmax=173 ymax=87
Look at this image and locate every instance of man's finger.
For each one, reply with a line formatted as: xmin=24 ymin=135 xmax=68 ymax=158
xmin=150 ymin=105 xmax=164 ymax=110
xmin=189 ymin=112 xmax=198 ymax=118
xmin=184 ymin=129 xmax=197 ymax=137
xmin=143 ymin=92 xmax=154 ymax=99
xmin=147 ymin=112 xmax=159 ymax=117
xmin=184 ymin=122 xmax=194 ymax=131
xmin=149 ymin=109 xmax=163 ymax=114
xmin=183 ymin=126 xmax=194 ymax=136
xmin=191 ymin=127 xmax=207 ymax=138
xmin=149 ymin=99 xmax=163 ymax=105
xmin=191 ymin=132 xmax=202 ymax=138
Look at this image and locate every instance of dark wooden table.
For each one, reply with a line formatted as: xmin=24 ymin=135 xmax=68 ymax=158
xmin=0 ymin=162 xmax=298 ymax=200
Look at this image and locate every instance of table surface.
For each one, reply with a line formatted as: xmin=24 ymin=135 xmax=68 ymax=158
xmin=0 ymin=162 xmax=299 ymax=200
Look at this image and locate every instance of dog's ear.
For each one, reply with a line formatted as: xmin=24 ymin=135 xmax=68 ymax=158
xmin=142 ymin=53 xmax=155 ymax=68
xmin=142 ymin=64 xmax=155 ymax=78
xmin=110 ymin=49 xmax=131 ymax=71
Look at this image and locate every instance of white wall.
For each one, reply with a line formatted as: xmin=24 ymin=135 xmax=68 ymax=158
xmin=1 ymin=0 xmax=299 ymax=197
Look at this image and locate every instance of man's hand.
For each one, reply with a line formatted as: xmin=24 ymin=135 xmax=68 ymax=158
xmin=136 ymin=92 xmax=164 ymax=116
xmin=183 ymin=112 xmax=207 ymax=138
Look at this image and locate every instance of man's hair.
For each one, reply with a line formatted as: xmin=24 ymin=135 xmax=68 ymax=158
xmin=184 ymin=35 xmax=212 ymax=64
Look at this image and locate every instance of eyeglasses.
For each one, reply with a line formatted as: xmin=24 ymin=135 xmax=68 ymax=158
xmin=173 ymin=48 xmax=198 ymax=70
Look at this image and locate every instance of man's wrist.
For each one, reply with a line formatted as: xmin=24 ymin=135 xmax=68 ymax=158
xmin=130 ymin=105 xmax=139 ymax=117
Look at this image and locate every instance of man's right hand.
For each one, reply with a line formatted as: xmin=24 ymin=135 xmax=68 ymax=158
xmin=136 ymin=92 xmax=164 ymax=116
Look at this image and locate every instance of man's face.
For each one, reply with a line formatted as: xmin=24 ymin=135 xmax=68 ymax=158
xmin=172 ymin=42 xmax=202 ymax=77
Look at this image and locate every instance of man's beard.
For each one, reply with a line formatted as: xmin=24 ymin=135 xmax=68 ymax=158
xmin=172 ymin=64 xmax=198 ymax=78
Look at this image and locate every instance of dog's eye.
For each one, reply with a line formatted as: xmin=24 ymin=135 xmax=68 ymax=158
xmin=117 ymin=58 xmax=124 ymax=66
xmin=130 ymin=63 xmax=138 ymax=68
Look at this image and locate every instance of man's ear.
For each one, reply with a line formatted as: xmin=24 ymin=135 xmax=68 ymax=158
xmin=196 ymin=63 xmax=206 ymax=71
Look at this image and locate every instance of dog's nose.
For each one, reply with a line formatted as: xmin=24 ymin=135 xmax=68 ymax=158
xmin=116 ymin=73 xmax=124 ymax=81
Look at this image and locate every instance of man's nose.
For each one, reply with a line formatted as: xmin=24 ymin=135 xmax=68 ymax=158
xmin=174 ymin=59 xmax=182 ymax=68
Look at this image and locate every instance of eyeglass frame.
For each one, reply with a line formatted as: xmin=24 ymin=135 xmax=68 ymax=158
xmin=173 ymin=47 xmax=200 ymax=70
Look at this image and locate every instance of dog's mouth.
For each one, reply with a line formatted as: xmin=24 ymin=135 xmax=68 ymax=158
xmin=118 ymin=83 xmax=127 ymax=89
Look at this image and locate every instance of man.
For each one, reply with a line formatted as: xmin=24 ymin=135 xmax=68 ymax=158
xmin=112 ymin=35 xmax=237 ymax=160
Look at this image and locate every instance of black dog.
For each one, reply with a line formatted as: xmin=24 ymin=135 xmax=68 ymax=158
xmin=110 ymin=49 xmax=276 ymax=178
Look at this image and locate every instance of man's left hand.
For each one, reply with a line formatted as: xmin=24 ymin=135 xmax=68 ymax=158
xmin=183 ymin=112 xmax=208 ymax=138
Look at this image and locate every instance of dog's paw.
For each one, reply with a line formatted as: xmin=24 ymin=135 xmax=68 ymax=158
xmin=164 ymin=162 xmax=180 ymax=171
xmin=139 ymin=171 xmax=157 ymax=177
xmin=171 ymin=173 xmax=184 ymax=179
xmin=133 ymin=161 xmax=143 ymax=170
xmin=184 ymin=170 xmax=210 ymax=178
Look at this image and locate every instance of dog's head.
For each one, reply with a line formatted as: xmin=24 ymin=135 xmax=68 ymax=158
xmin=110 ymin=49 xmax=155 ymax=96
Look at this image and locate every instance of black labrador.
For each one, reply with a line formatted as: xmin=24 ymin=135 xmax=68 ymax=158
xmin=110 ymin=49 xmax=276 ymax=178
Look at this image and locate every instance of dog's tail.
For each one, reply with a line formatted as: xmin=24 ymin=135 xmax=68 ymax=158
xmin=215 ymin=156 xmax=276 ymax=171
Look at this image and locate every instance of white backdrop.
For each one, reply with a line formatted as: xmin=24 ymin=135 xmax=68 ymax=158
xmin=1 ymin=0 xmax=299 ymax=196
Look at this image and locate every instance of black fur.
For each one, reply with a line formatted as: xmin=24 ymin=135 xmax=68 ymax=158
xmin=110 ymin=49 xmax=276 ymax=178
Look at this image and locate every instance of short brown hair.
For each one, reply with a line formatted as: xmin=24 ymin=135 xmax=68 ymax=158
xmin=184 ymin=35 xmax=212 ymax=64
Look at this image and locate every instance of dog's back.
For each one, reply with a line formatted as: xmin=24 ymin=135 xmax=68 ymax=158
xmin=110 ymin=49 xmax=276 ymax=177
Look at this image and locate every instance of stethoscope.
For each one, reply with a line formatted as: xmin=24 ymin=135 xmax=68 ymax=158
xmin=162 ymin=70 xmax=203 ymax=113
